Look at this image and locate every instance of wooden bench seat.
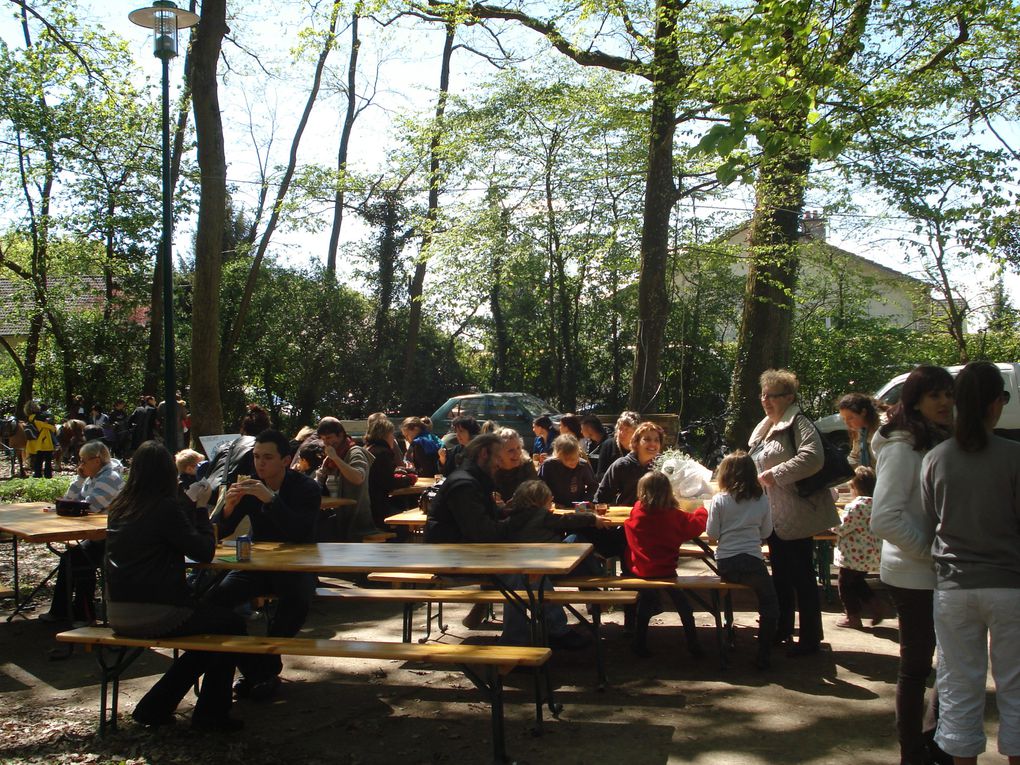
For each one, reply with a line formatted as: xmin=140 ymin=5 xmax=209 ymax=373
xmin=553 ymin=575 xmax=751 ymax=667
xmin=316 ymin=587 xmax=636 ymax=689
xmin=58 ymin=626 xmax=549 ymax=763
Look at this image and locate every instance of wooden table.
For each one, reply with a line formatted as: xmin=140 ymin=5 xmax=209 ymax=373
xmin=201 ymin=541 xmax=591 ymax=576
xmin=389 ymin=476 xmax=437 ymax=498
xmin=320 ymin=496 xmax=357 ymax=510
xmin=0 ymin=501 xmax=108 ymax=621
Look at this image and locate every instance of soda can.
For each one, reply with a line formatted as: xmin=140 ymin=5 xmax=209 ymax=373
xmin=236 ymin=535 xmax=252 ymax=562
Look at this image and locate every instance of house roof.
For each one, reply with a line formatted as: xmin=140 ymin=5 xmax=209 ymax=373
xmin=714 ymin=218 xmax=930 ymax=289
xmin=0 ymin=276 xmax=108 ymax=336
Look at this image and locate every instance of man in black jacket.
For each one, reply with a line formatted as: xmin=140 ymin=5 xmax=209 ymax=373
xmin=207 ymin=429 xmax=321 ymax=700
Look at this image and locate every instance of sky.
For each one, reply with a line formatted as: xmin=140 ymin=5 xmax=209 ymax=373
xmin=4 ymin=0 xmax=1019 ymax=324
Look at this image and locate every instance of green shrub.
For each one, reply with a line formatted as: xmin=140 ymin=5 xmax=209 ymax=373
xmin=0 ymin=477 xmax=73 ymax=503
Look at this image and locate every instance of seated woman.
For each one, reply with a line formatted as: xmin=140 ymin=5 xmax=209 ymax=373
xmin=580 ymin=414 xmax=610 ymax=474
xmin=106 ymin=440 xmax=244 ymax=730
xmin=401 ymin=416 xmax=442 ymax=477
xmin=492 ymin=428 xmax=537 ymax=502
xmin=364 ymin=418 xmax=415 ymax=529
xmin=531 ymin=415 xmax=560 ymax=457
xmin=41 ymin=441 xmax=125 ymax=625
xmin=538 ymin=434 xmax=598 ymax=507
xmin=595 ymin=421 xmax=663 ymax=507
xmin=595 ymin=411 xmax=640 ymax=481
xmin=439 ymin=416 xmax=480 ymax=476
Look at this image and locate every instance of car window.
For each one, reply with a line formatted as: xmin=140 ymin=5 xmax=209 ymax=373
xmin=518 ymin=394 xmax=560 ymax=419
xmin=880 ymin=383 xmax=903 ymax=407
xmin=487 ymin=396 xmax=523 ymax=420
xmin=450 ymin=398 xmax=485 ymax=419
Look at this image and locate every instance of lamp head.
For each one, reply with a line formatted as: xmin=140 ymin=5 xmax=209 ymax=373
xmin=129 ymin=1 xmax=199 ymax=60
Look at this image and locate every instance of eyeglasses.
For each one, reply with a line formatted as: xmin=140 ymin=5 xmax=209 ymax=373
xmin=760 ymin=392 xmax=791 ymax=400
xmin=1002 ymin=391 xmax=1011 ymax=404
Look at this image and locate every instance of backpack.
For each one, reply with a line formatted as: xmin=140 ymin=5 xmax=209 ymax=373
xmin=23 ymin=417 xmax=39 ymax=441
xmin=785 ymin=413 xmax=853 ymax=498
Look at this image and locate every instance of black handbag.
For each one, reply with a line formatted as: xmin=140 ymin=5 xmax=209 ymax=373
xmin=786 ymin=414 xmax=853 ymax=498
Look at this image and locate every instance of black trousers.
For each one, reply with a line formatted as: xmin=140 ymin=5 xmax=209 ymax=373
xmin=202 ymin=570 xmax=316 ymax=681
xmin=767 ymin=533 xmax=822 ymax=647
xmin=633 ymin=589 xmax=701 ymax=650
xmin=887 ymin=585 xmax=940 ymax=765
xmin=49 ymin=540 xmax=104 ymax=621
xmin=32 ymin=450 xmax=53 ymax=479
xmin=838 ymin=567 xmax=876 ymax=616
xmin=132 ymin=604 xmax=245 ymax=724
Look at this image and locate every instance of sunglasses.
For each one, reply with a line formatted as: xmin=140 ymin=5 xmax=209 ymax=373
xmin=1003 ymin=390 xmax=1011 ymax=404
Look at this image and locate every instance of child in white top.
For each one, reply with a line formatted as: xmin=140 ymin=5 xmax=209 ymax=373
xmin=707 ymin=451 xmax=778 ymax=669
xmin=833 ymin=466 xmax=886 ymax=629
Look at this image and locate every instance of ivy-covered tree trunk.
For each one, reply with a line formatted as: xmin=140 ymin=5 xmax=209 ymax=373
xmin=189 ymin=0 xmax=228 ymax=445
xmin=726 ymin=142 xmax=809 ymax=447
xmin=627 ymin=0 xmax=683 ymax=412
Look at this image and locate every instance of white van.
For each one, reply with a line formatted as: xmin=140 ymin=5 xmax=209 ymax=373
xmin=815 ymin=362 xmax=1020 ymax=447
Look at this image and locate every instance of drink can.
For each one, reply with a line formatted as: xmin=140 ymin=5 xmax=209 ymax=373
xmin=573 ymin=501 xmax=593 ymax=514
xmin=236 ymin=535 xmax=252 ymax=562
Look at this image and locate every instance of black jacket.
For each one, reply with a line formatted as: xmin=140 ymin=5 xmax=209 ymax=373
xmin=594 ymin=437 xmax=627 ymax=481
xmin=538 ymin=458 xmax=598 ymax=507
xmin=215 ymin=469 xmax=321 ymax=543
xmin=594 ymin=452 xmax=653 ymax=506
xmin=106 ymin=498 xmax=214 ymax=607
xmin=425 ymin=462 xmax=525 ymax=543
xmin=506 ymin=504 xmax=597 ymax=543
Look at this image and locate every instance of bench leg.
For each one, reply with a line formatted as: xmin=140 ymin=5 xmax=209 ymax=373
xmin=564 ymin=603 xmax=607 ymax=691
xmin=95 ymin=646 xmax=144 ymax=735
xmin=403 ymin=603 xmax=413 ymax=643
xmin=459 ymin=665 xmax=509 ymax=764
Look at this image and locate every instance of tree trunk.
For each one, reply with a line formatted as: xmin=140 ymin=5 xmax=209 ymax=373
xmin=401 ymin=22 xmax=455 ymax=413
xmin=627 ymin=0 xmax=682 ymax=413
xmin=325 ymin=12 xmax=360 ymax=281
xmin=726 ymin=145 xmax=810 ymax=447
xmin=188 ymin=0 xmax=229 ymax=446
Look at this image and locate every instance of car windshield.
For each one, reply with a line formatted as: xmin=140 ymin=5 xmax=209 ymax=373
xmin=517 ymin=394 xmax=559 ymax=419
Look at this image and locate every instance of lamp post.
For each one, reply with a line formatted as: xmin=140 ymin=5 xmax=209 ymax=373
xmin=129 ymin=1 xmax=199 ymax=452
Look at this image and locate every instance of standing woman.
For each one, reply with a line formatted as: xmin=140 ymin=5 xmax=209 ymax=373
xmin=838 ymin=393 xmax=882 ymax=467
xmin=870 ymin=364 xmax=955 ymax=765
xmin=922 ymin=362 xmax=1020 ymax=765
xmin=749 ymin=369 xmax=839 ymax=657
xmin=105 ymin=440 xmax=244 ymax=730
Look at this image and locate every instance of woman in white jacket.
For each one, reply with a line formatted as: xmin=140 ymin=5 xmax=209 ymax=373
xmin=870 ymin=365 xmax=955 ymax=765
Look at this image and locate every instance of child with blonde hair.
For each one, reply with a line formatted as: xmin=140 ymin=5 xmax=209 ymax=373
xmin=624 ymin=471 xmax=708 ymax=658
xmin=708 ymin=451 xmax=778 ymax=669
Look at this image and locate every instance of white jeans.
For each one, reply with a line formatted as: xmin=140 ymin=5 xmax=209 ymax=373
xmin=934 ymin=587 xmax=1020 ymax=757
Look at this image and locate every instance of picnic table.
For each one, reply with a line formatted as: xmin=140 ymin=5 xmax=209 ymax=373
xmin=0 ymin=501 xmax=108 ymax=621
xmin=389 ymin=475 xmax=437 ymax=498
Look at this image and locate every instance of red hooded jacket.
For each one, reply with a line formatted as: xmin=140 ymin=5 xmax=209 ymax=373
xmin=624 ymin=500 xmax=709 ymax=578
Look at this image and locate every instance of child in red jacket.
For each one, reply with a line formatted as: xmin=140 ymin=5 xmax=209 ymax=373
xmin=624 ymin=471 xmax=709 ymax=657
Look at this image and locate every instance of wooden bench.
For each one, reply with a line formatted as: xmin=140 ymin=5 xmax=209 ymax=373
xmin=364 ymin=572 xmax=489 ymax=642
xmin=57 ymin=626 xmax=549 ymax=763
xmin=553 ymin=575 xmax=751 ymax=667
xmin=316 ymin=587 xmax=636 ymax=689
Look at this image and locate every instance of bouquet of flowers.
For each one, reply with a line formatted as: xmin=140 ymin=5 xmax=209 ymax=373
xmin=655 ymin=449 xmax=713 ymax=498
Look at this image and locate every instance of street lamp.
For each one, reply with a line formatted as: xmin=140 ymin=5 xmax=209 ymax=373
xmin=129 ymin=1 xmax=199 ymax=452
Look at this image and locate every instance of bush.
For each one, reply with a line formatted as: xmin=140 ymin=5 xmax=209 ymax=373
xmin=0 ymin=477 xmax=73 ymax=503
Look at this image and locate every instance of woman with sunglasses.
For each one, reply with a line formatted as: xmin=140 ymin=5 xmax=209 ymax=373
xmin=749 ymin=369 xmax=839 ymax=658
xmin=871 ymin=364 xmax=955 ymax=765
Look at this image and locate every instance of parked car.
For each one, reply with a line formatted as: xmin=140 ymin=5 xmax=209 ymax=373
xmin=815 ymin=362 xmax=1020 ymax=448
xmin=430 ymin=392 xmax=561 ymax=445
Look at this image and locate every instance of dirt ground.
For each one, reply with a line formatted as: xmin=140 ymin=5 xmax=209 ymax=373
xmin=0 ymin=548 xmax=1008 ymax=765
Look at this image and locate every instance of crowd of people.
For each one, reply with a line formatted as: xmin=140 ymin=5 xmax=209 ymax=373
xmin=26 ymin=367 xmax=1019 ymax=763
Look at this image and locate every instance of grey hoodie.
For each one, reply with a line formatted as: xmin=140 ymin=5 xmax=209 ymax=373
xmin=870 ymin=429 xmax=936 ymax=589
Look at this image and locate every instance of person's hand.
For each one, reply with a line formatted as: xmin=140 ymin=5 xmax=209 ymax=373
xmin=77 ymin=463 xmax=88 ymax=478
xmin=235 ymin=478 xmax=274 ymax=503
xmin=758 ymin=469 xmax=776 ymax=489
xmin=595 ymin=515 xmax=614 ymax=528
xmin=438 ymin=447 xmax=447 ymax=465
xmin=224 ymin=483 xmax=245 ymax=516
xmin=185 ymin=478 xmax=213 ymax=507
xmin=323 ymin=445 xmax=341 ymax=468
xmin=492 ymin=491 xmax=504 ymax=510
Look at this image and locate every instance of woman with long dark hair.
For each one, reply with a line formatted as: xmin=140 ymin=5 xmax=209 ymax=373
xmin=922 ymin=362 xmax=1020 ymax=765
xmin=870 ymin=365 xmax=955 ymax=765
xmin=105 ymin=440 xmax=244 ymax=730
xmin=838 ymin=392 xmax=882 ymax=467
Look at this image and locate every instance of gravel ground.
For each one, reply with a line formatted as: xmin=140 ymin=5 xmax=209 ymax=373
xmin=0 ymin=549 xmax=1008 ymax=765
